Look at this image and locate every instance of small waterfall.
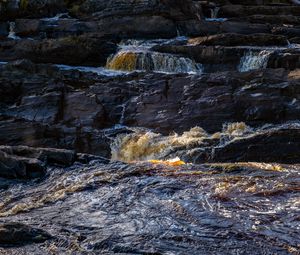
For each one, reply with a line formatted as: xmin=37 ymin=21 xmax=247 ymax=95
xmin=7 ymin=22 xmax=20 ymax=40
xmin=110 ymin=127 xmax=207 ymax=162
xmin=106 ymin=50 xmax=203 ymax=74
xmin=119 ymin=102 xmax=128 ymax=125
xmin=210 ymin=7 xmax=220 ymax=19
xmin=238 ymin=50 xmax=273 ymax=72
xmin=206 ymin=7 xmax=227 ymax=22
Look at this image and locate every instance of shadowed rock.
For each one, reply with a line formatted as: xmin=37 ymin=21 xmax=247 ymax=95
xmin=0 ymin=223 xmax=51 ymax=246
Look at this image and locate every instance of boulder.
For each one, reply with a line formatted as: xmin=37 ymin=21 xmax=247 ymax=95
xmin=0 ymin=35 xmax=117 ymax=66
xmin=0 ymin=150 xmax=45 ymax=179
xmin=0 ymin=146 xmax=76 ymax=167
xmin=0 ymin=223 xmax=51 ymax=245
xmin=211 ymin=124 xmax=300 ymax=164
xmin=0 ymin=0 xmax=66 ymax=20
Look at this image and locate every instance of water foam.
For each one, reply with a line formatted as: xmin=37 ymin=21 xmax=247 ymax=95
xmin=106 ymin=50 xmax=203 ymax=74
xmin=238 ymin=50 xmax=273 ymax=72
xmin=111 ymin=123 xmax=250 ymax=163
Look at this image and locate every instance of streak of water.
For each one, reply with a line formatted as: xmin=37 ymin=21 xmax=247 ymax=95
xmin=7 ymin=22 xmax=20 ymax=40
xmin=238 ymin=50 xmax=273 ymax=72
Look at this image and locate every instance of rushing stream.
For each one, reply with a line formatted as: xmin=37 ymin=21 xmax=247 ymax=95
xmin=106 ymin=39 xmax=203 ymax=74
xmin=238 ymin=50 xmax=273 ymax=72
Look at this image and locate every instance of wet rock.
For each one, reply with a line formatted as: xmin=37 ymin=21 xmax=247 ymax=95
xmin=0 ymin=223 xmax=51 ymax=246
xmin=219 ymin=5 xmax=300 ymax=19
xmin=0 ymin=146 xmax=76 ymax=167
xmin=4 ymin=92 xmax=62 ymax=124
xmin=152 ymin=43 xmax=247 ymax=72
xmin=0 ymin=150 xmax=45 ymax=179
xmin=0 ymin=35 xmax=117 ymax=66
xmin=189 ymin=33 xmax=288 ymax=47
xmin=0 ymin=161 xmax=298 ymax=254
xmin=14 ymin=18 xmax=98 ymax=39
xmin=1 ymin=61 xmax=300 ymax=136
xmin=211 ymin=124 xmax=300 ymax=164
xmin=0 ymin=22 xmax=8 ymax=39
xmin=267 ymin=49 xmax=300 ymax=71
xmin=63 ymin=92 xmax=106 ymax=128
xmin=178 ymin=20 xmax=271 ymax=38
xmin=0 ymin=0 xmax=66 ymax=20
xmin=124 ymin=69 xmax=299 ymax=134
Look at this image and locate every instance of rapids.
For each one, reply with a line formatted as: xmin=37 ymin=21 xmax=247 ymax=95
xmin=238 ymin=50 xmax=273 ymax=72
xmin=110 ymin=123 xmax=251 ymax=163
xmin=106 ymin=38 xmax=203 ymax=74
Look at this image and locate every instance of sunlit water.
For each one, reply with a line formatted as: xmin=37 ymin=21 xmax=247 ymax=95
xmin=0 ymin=159 xmax=299 ymax=254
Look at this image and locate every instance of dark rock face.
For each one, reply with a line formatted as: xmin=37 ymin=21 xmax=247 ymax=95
xmin=0 ymin=35 xmax=117 ymax=66
xmin=0 ymin=223 xmax=51 ymax=246
xmin=188 ymin=33 xmax=288 ymax=47
xmin=1 ymin=61 xmax=300 ymax=148
xmin=124 ymin=69 xmax=300 ymax=134
xmin=0 ymin=145 xmax=76 ymax=179
xmin=212 ymin=126 xmax=300 ymax=163
xmin=0 ymin=0 xmax=66 ymax=20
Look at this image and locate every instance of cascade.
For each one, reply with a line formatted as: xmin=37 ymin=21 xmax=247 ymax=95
xmin=7 ymin=22 xmax=20 ymax=40
xmin=41 ymin=13 xmax=71 ymax=22
xmin=106 ymin=50 xmax=203 ymax=74
xmin=210 ymin=7 xmax=220 ymax=19
xmin=206 ymin=6 xmax=227 ymax=22
xmin=110 ymin=122 xmax=250 ymax=163
xmin=110 ymin=127 xmax=208 ymax=162
xmin=238 ymin=50 xmax=273 ymax=72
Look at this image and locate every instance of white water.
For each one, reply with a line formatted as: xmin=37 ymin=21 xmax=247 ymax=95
xmin=137 ymin=51 xmax=203 ymax=74
xmin=107 ymin=50 xmax=203 ymax=74
xmin=206 ymin=6 xmax=228 ymax=22
xmin=55 ymin=64 xmax=126 ymax=76
xmin=41 ymin=13 xmax=71 ymax=22
xmin=238 ymin=50 xmax=273 ymax=72
xmin=7 ymin=22 xmax=20 ymax=40
xmin=211 ymin=7 xmax=220 ymax=19
xmin=108 ymin=38 xmax=203 ymax=74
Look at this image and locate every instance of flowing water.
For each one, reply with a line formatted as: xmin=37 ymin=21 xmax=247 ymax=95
xmin=110 ymin=123 xmax=251 ymax=163
xmin=7 ymin=22 xmax=20 ymax=40
xmin=238 ymin=50 xmax=273 ymax=72
xmin=106 ymin=39 xmax=203 ymax=74
xmin=106 ymin=51 xmax=203 ymax=74
xmin=0 ymin=157 xmax=299 ymax=254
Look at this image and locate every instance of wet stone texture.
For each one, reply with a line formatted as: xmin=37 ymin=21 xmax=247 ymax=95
xmin=0 ymin=161 xmax=299 ymax=254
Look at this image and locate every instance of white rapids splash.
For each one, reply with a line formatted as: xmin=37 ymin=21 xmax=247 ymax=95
xmin=106 ymin=38 xmax=204 ymax=74
xmin=7 ymin=22 xmax=20 ymax=40
xmin=238 ymin=50 xmax=273 ymax=72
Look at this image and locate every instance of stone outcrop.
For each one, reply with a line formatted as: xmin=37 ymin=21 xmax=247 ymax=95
xmin=1 ymin=60 xmax=300 ymax=143
xmin=0 ymin=34 xmax=117 ymax=66
xmin=0 ymin=223 xmax=51 ymax=246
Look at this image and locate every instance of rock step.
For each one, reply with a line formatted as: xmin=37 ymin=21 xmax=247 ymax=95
xmin=0 ymin=145 xmax=109 ymax=180
xmin=219 ymin=5 xmax=300 ymax=18
xmin=1 ymin=61 xmax=300 ymax=137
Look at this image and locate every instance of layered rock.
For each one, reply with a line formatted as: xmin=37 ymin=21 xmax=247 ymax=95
xmin=1 ymin=60 xmax=300 ymax=163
